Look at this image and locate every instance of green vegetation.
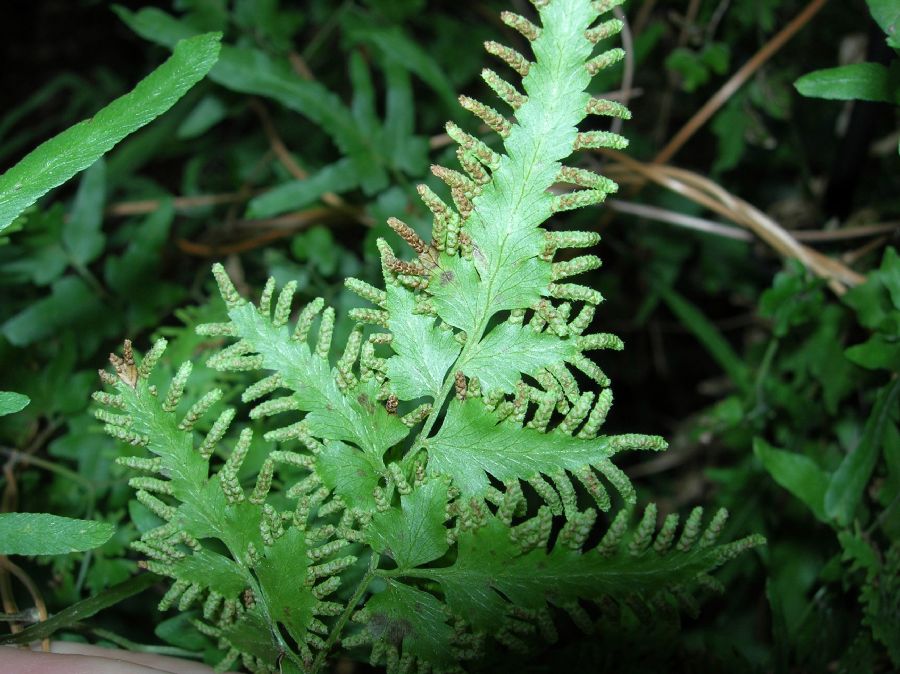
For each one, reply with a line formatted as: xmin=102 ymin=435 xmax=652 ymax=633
xmin=0 ymin=0 xmax=897 ymax=672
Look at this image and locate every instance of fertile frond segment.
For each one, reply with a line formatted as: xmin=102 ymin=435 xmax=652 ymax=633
xmin=359 ymin=490 xmax=764 ymax=669
xmin=97 ymin=1 xmax=762 ymax=672
xmin=97 ymin=339 xmax=360 ymax=673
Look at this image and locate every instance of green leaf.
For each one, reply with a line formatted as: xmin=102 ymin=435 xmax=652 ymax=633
xmin=350 ymin=50 xmax=379 ymax=140
xmin=1 ymin=276 xmax=105 ymax=347
xmin=666 ymin=48 xmax=710 ymax=92
xmin=759 ymin=262 xmax=826 ymax=335
xmin=317 ymin=440 xmax=383 ymax=511
xmin=460 ymin=322 xmax=577 ymax=394
xmin=0 ymin=512 xmax=115 ymax=555
xmin=427 ymin=398 xmax=615 ymax=497
xmin=62 ymin=158 xmax=106 ymax=265
xmin=224 ymin=301 xmax=410 ymax=456
xmin=246 ymin=158 xmax=359 ymax=219
xmin=826 ymin=379 xmax=900 ymax=526
xmin=176 ymin=94 xmax=227 ymax=139
xmin=348 ymin=24 xmax=458 ymax=109
xmin=753 ymin=438 xmax=831 ymax=522
xmin=423 ymin=0 xmax=601 ymax=337
xmin=167 ymin=548 xmax=250 ymax=596
xmin=255 ymin=527 xmax=316 ymax=645
xmin=155 ymin=612 xmax=211 ymax=652
xmin=405 ymin=513 xmax=756 ymax=631
xmin=220 ymin=608 xmax=281 ymax=667
xmin=0 ymin=32 xmax=221 ymax=233
xmin=0 ymin=572 xmax=160 ymax=645
xmin=381 ymin=59 xmax=429 ymax=175
xmin=368 ymin=479 xmax=450 ymax=569
xmin=795 ymin=62 xmax=898 ymax=103
xmin=845 ymin=333 xmax=900 ymax=371
xmin=867 ymin=0 xmax=900 ymax=46
xmin=656 ymin=283 xmax=751 ymax=392
xmin=385 ymin=284 xmax=462 ymax=401
xmin=0 ymin=391 xmax=30 ymax=417
xmin=365 ymin=580 xmax=455 ymax=665
xmin=104 ymin=199 xmax=176 ymax=294
xmin=115 ymin=7 xmax=387 ymax=193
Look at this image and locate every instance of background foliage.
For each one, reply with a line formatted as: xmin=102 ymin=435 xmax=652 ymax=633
xmin=0 ymin=0 xmax=897 ymax=671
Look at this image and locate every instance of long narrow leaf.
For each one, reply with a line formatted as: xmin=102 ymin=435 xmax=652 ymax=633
xmin=0 ymin=573 xmax=161 ymax=645
xmin=0 ymin=33 xmax=221 ymax=233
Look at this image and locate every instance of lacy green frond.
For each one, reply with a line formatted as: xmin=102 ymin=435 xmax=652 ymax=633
xmin=97 ymin=339 xmax=362 ymax=673
xmin=96 ymin=1 xmax=764 ymax=672
xmin=361 ymin=487 xmax=764 ymax=669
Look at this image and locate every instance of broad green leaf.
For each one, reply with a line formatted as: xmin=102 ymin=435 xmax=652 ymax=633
xmin=845 ymin=333 xmax=900 ymax=371
xmin=826 ymin=380 xmax=900 ymax=526
xmin=104 ymin=198 xmax=176 ymax=293
xmin=839 ymin=531 xmax=879 ymax=572
xmin=291 ymin=225 xmax=340 ymax=275
xmin=759 ymin=263 xmax=826 ymax=336
xmin=460 ymin=322 xmax=577 ymax=394
xmin=795 ymin=62 xmax=898 ymax=103
xmin=427 ymin=253 xmax=490 ymax=335
xmin=246 ymin=158 xmax=359 ymax=219
xmin=385 ymin=284 xmax=462 ymax=400
xmin=0 ymin=391 xmax=29 ymax=417
xmin=880 ymin=247 xmax=900 ymax=309
xmin=657 ymin=283 xmax=751 ymax=392
xmin=427 ymin=398 xmax=616 ymax=497
xmin=753 ymin=438 xmax=831 ymax=522
xmin=0 ymin=572 xmax=160 ymax=646
xmin=867 ymin=0 xmax=900 ymax=46
xmin=365 ymin=580 xmax=455 ymax=665
xmin=0 ymin=512 xmax=115 ymax=555
xmin=0 ymin=32 xmax=221 ymax=233
xmin=368 ymin=479 xmax=450 ymax=569
xmin=62 ymin=158 xmax=106 ymax=265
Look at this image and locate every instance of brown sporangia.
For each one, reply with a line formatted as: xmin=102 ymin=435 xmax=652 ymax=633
xmin=387 ymin=217 xmax=427 ymax=255
xmin=108 ymin=339 xmax=138 ymax=388
xmin=385 ymin=394 xmax=399 ymax=414
xmin=455 ymin=370 xmax=467 ymax=400
xmin=385 ymin=255 xmax=428 ymax=277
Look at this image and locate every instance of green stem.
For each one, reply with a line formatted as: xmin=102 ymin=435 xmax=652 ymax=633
xmin=749 ymin=337 xmax=779 ymax=421
xmin=310 ymin=553 xmax=379 ymax=674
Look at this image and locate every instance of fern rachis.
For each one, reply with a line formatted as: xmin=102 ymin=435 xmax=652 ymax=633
xmin=95 ymin=1 xmax=764 ymax=671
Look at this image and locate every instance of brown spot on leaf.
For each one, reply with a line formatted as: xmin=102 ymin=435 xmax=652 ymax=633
xmin=357 ymin=393 xmax=375 ymax=414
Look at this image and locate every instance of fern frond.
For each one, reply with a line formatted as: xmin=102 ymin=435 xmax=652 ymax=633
xmin=97 ymin=0 xmax=764 ymax=670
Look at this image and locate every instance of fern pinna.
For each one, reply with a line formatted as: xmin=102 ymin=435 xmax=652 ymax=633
xmin=95 ymin=1 xmax=763 ymax=671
